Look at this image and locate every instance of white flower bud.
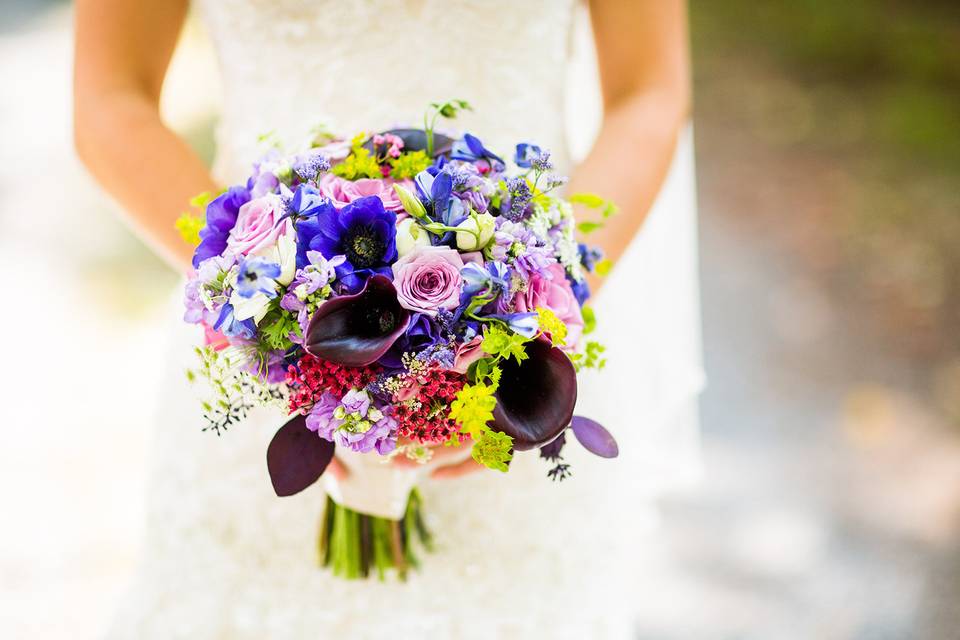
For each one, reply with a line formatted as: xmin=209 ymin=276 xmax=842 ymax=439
xmin=455 ymin=212 xmax=496 ymax=251
xmin=396 ymin=217 xmax=431 ymax=257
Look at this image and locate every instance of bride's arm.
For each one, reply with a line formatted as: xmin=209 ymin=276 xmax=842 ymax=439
xmin=74 ymin=0 xmax=219 ymax=271
xmin=571 ymin=0 xmax=691 ymax=292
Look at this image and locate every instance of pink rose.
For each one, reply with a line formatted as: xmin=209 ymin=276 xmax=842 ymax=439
xmin=226 ymin=194 xmax=291 ymax=257
xmin=391 ymin=246 xmax=464 ymax=316
xmin=316 ymin=174 xmax=411 ymax=213
xmin=452 ymin=336 xmax=486 ymax=374
xmin=514 ymin=263 xmax=584 ymax=351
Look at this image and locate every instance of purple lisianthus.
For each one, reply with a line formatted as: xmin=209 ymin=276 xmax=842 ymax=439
xmin=306 ymin=389 xmax=397 ymax=454
xmin=281 ymin=251 xmax=344 ymax=312
xmin=297 ymin=195 xmax=397 ymax=293
xmin=192 ymin=186 xmax=251 ymax=268
xmin=247 ymin=152 xmax=282 ymax=198
xmin=490 ymin=218 xmax=554 ymax=280
xmin=340 ymin=388 xmax=371 ymax=416
xmin=183 ymin=278 xmax=207 ymax=324
xmin=305 ymin=392 xmax=340 ymax=434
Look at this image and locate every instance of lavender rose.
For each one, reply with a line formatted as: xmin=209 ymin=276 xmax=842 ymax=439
xmin=226 ymin=194 xmax=292 ymax=257
xmin=391 ymin=246 xmax=464 ymax=316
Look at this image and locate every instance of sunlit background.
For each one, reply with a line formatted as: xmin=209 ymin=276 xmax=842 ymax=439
xmin=2 ymin=1 xmax=959 ymax=638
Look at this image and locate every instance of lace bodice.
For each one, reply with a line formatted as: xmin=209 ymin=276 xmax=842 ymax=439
xmin=196 ymin=0 xmax=579 ymax=183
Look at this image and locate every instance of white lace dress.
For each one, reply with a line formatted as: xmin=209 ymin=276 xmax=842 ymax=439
xmin=106 ymin=1 xmax=704 ymax=637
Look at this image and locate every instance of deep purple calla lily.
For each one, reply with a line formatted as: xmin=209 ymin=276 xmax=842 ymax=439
xmin=491 ymin=338 xmax=577 ymax=450
xmin=305 ymin=275 xmax=411 ymax=367
xmin=267 ymin=413 xmax=335 ymax=497
xmin=570 ymin=416 xmax=619 ymax=458
xmin=363 ymin=128 xmax=454 ymax=158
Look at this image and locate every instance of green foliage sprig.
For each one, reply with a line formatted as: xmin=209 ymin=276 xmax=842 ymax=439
xmin=187 ymin=346 xmax=286 ymax=435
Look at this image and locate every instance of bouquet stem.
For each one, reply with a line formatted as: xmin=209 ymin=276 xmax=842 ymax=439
xmin=318 ymin=489 xmax=432 ymax=580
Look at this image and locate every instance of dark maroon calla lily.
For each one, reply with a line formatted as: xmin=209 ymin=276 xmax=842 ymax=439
xmin=305 ymin=275 xmax=411 ymax=367
xmin=267 ymin=413 xmax=335 ymax=497
xmin=491 ymin=338 xmax=577 ymax=451
xmin=363 ymin=128 xmax=455 ymax=158
xmin=570 ymin=416 xmax=619 ymax=459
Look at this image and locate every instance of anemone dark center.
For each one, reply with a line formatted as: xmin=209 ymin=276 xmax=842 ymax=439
xmin=344 ymin=224 xmax=385 ymax=269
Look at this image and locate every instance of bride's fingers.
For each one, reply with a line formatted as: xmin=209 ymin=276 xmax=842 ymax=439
xmin=327 ymin=457 xmax=348 ymax=480
xmin=431 ymin=456 xmax=483 ymax=479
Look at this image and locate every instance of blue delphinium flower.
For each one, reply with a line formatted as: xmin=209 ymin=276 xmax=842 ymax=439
xmin=213 ymin=303 xmax=256 ymax=340
xmin=451 ymin=133 xmax=504 ymax=172
xmin=514 ymin=142 xmax=542 ymax=168
xmin=298 ymin=195 xmax=397 ymax=292
xmin=486 ymin=311 xmax=540 ymax=338
xmin=236 ymin=257 xmax=282 ymax=299
xmin=192 ymin=186 xmax=251 ymax=268
xmin=570 ymin=277 xmax=590 ymax=306
xmin=460 ymin=261 xmax=511 ymax=303
xmin=414 ymin=169 xmax=468 ymax=246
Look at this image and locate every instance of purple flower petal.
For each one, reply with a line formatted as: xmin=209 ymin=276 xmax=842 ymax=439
xmin=491 ymin=338 xmax=577 ymax=450
xmin=570 ymin=416 xmax=619 ymax=459
xmin=266 ymin=413 xmax=336 ymax=497
xmin=304 ymin=275 xmax=411 ymax=366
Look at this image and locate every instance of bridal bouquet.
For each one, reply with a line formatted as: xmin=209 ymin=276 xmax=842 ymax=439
xmin=179 ymin=102 xmax=618 ymax=579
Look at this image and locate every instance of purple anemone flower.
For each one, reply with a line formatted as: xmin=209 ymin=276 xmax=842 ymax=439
xmin=297 ymin=195 xmax=397 ymax=293
xmin=304 ymin=275 xmax=411 ymax=367
xmin=192 ymin=186 xmax=251 ymax=268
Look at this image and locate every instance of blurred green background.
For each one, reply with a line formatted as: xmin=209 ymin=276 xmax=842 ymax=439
xmin=693 ymin=0 xmax=960 ymax=419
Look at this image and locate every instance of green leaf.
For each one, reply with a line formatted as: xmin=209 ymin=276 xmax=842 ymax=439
xmin=389 ymin=150 xmax=431 ymax=179
xmin=175 ymin=212 xmax=204 ymax=245
xmin=582 ymin=305 xmax=597 ymax=335
xmin=261 ymin=312 xmax=301 ymax=351
xmin=481 ymin=324 xmax=529 ymax=364
xmin=569 ymin=193 xmax=605 ymax=208
xmin=471 ymin=430 xmax=513 ymax=472
xmin=577 ymin=221 xmax=605 ymax=235
xmin=449 ymin=381 xmax=498 ymax=440
xmin=595 ymin=259 xmax=613 ymax=277
xmin=189 ymin=191 xmax=214 ymax=209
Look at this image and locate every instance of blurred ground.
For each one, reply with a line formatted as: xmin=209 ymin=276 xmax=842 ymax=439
xmin=1 ymin=2 xmax=958 ymax=639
